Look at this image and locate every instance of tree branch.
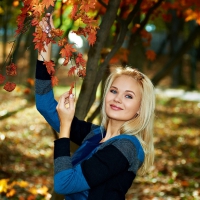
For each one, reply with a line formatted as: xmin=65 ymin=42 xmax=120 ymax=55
xmin=93 ymin=0 xmax=143 ymax=89
xmin=97 ymin=0 xmax=107 ymax=8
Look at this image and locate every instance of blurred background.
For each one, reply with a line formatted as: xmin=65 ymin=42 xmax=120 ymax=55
xmin=0 ymin=0 xmax=200 ymax=199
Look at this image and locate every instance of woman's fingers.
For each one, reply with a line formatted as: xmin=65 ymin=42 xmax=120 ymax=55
xmin=68 ymin=94 xmax=75 ymax=110
xmin=56 ymin=91 xmax=75 ymax=123
xmin=57 ymin=91 xmax=75 ymax=110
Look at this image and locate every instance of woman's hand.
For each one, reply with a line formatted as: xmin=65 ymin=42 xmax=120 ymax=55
xmin=56 ymin=92 xmax=75 ymax=138
xmin=39 ymin=13 xmax=55 ymax=34
xmin=38 ymin=13 xmax=55 ymax=61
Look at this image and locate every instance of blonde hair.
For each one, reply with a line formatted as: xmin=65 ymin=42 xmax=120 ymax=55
xmin=101 ymin=66 xmax=155 ymax=175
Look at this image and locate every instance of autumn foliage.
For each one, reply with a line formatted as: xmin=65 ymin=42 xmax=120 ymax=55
xmin=1 ymin=0 xmax=200 ymax=92
xmin=0 ymin=0 xmax=99 ymax=92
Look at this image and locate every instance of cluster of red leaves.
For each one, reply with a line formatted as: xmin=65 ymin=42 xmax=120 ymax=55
xmin=0 ymin=63 xmax=18 ymax=92
xmin=1 ymin=0 xmax=99 ymax=92
xmin=68 ymin=0 xmax=99 ymax=46
xmin=156 ymin=0 xmax=200 ymax=25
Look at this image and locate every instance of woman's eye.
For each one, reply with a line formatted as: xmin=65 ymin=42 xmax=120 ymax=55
xmin=125 ymin=95 xmax=133 ymax=99
xmin=110 ymin=89 xmax=117 ymax=94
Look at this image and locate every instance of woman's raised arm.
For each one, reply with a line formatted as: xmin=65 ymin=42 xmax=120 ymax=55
xmin=35 ymin=14 xmax=93 ymax=145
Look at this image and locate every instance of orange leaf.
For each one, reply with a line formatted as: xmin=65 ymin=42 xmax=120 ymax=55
xmin=32 ymin=4 xmax=45 ymax=16
xmin=75 ymin=53 xmax=86 ymax=67
xmin=44 ymin=61 xmax=55 ymax=76
xmin=146 ymin=50 xmax=156 ymax=61
xmin=0 ymin=74 xmax=5 ymax=84
xmin=60 ymin=43 xmax=76 ymax=58
xmin=63 ymin=57 xmax=70 ymax=66
xmin=51 ymin=28 xmax=64 ymax=37
xmin=77 ymin=68 xmax=86 ymax=78
xmin=69 ymin=82 xmax=74 ymax=95
xmin=3 ymin=82 xmax=16 ymax=92
xmin=27 ymin=78 xmax=34 ymax=86
xmin=68 ymin=66 xmax=77 ymax=76
xmin=88 ymin=31 xmax=96 ymax=46
xmin=51 ymin=75 xmax=58 ymax=86
xmin=58 ymin=38 xmax=68 ymax=46
xmin=70 ymin=4 xmax=78 ymax=19
xmin=42 ymin=0 xmax=55 ymax=9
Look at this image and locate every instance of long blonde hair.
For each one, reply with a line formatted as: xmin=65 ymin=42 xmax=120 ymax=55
xmin=101 ymin=66 xmax=155 ymax=175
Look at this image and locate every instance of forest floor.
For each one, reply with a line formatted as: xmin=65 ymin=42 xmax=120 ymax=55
xmin=0 ymin=85 xmax=200 ymax=200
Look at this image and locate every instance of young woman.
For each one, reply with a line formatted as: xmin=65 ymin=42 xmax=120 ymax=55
xmin=35 ymin=15 xmax=155 ymax=200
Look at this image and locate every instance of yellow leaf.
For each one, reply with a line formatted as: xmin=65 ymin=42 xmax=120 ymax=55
xmin=0 ymin=179 xmax=9 ymax=193
xmin=17 ymin=180 xmax=29 ymax=188
xmin=37 ymin=186 xmax=48 ymax=195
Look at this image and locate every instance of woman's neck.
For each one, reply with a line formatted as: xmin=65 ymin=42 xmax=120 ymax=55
xmin=103 ymin=120 xmax=124 ymax=141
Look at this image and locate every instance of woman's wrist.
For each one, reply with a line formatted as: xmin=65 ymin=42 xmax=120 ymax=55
xmin=59 ymin=123 xmax=71 ymax=138
xmin=38 ymin=42 xmax=52 ymax=61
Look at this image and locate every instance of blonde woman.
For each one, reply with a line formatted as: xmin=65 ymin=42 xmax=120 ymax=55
xmin=35 ymin=15 xmax=155 ymax=200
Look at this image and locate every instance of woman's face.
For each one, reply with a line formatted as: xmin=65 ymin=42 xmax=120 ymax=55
xmin=105 ymin=75 xmax=142 ymax=124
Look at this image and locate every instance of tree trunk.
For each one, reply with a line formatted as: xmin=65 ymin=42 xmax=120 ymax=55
xmin=127 ymin=14 xmax=145 ymax=71
xmin=75 ymin=0 xmax=163 ymax=120
xmin=75 ymin=0 xmax=121 ymax=120
xmin=151 ymin=25 xmax=200 ymax=85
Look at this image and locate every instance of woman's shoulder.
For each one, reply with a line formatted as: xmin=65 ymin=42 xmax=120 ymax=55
xmin=100 ymin=134 xmax=144 ymax=163
xmin=81 ymin=124 xmax=103 ymax=143
xmin=98 ymin=135 xmax=144 ymax=174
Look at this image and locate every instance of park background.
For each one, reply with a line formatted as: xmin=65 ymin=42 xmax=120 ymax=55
xmin=0 ymin=0 xmax=200 ymax=199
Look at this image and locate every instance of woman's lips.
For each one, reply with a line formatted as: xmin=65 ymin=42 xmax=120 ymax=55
xmin=110 ymin=104 xmax=123 ymax=110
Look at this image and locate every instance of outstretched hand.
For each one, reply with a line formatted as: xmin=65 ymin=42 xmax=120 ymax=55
xmin=37 ymin=13 xmax=54 ymax=61
xmin=56 ymin=91 xmax=75 ymax=138
xmin=39 ymin=13 xmax=55 ymax=36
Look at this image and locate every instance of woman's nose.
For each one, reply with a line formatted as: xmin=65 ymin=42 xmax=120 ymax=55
xmin=114 ymin=94 xmax=122 ymax=103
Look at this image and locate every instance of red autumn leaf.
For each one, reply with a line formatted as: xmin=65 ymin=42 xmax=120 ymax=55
xmin=58 ymin=38 xmax=68 ymax=46
xmin=77 ymin=68 xmax=86 ymax=78
xmin=68 ymin=66 xmax=77 ymax=76
xmin=3 ymin=82 xmax=16 ymax=92
xmin=51 ymin=28 xmax=64 ymax=37
xmin=0 ymin=74 xmax=6 ymax=84
xmin=60 ymin=43 xmax=76 ymax=58
xmin=34 ymin=42 xmax=46 ymax=52
xmin=70 ymin=5 xmax=78 ymax=19
xmin=62 ymin=57 xmax=70 ymax=66
xmin=31 ymin=18 xmax=39 ymax=26
xmin=146 ymin=50 xmax=156 ymax=61
xmin=6 ymin=63 xmax=17 ymax=76
xmin=75 ymin=53 xmax=86 ymax=67
xmin=33 ymin=26 xmax=48 ymax=52
xmin=69 ymin=82 xmax=75 ymax=95
xmin=51 ymin=75 xmax=58 ymax=86
xmin=73 ymin=27 xmax=87 ymax=37
xmin=44 ymin=61 xmax=55 ymax=76
xmin=80 ymin=0 xmax=96 ymax=12
xmin=88 ymin=31 xmax=96 ymax=46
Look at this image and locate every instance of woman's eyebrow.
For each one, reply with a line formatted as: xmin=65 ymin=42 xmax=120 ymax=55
xmin=110 ymin=86 xmax=118 ymax=89
xmin=111 ymin=86 xmax=136 ymax=96
xmin=126 ymin=90 xmax=135 ymax=94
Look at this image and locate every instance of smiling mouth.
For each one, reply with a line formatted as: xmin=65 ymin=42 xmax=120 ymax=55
xmin=110 ymin=104 xmax=123 ymax=110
